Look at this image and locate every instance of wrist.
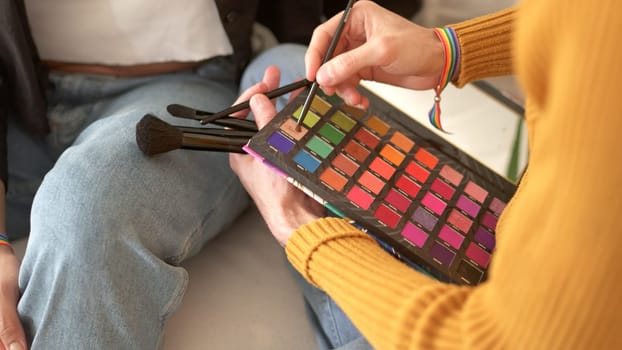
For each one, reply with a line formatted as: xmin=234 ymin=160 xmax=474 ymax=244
xmin=265 ymin=205 xmax=322 ymax=247
xmin=0 ymin=233 xmax=13 ymax=254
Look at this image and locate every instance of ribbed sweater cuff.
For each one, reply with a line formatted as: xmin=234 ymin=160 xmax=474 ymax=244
xmin=285 ymin=217 xmax=376 ymax=287
xmin=450 ymin=7 xmax=516 ymax=87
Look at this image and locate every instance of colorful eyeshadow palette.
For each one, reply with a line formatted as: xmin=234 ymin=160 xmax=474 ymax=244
xmin=244 ymin=87 xmax=517 ymax=285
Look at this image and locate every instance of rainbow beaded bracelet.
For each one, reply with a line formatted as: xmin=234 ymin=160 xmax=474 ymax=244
xmin=428 ymin=27 xmax=460 ymax=132
xmin=0 ymin=233 xmax=12 ymax=251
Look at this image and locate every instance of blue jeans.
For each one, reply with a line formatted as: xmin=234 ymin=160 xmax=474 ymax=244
xmin=13 ymin=44 xmax=370 ymax=349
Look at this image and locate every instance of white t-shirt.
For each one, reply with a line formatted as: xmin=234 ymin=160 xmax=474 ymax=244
xmin=25 ymin=0 xmax=233 ymax=65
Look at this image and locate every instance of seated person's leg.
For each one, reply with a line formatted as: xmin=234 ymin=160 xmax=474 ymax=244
xmin=18 ymin=64 xmax=250 ymax=349
xmin=241 ymin=44 xmax=370 ymax=350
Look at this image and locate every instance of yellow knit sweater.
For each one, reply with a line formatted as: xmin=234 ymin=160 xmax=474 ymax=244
xmin=286 ymin=2 xmax=622 ymax=349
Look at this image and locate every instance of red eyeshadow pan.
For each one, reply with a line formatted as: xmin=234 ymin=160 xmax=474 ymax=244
xmin=358 ymin=171 xmax=385 ymax=195
xmin=332 ymin=153 xmax=359 ymax=176
xmin=354 ymin=128 xmax=381 ymax=150
xmin=405 ymin=161 xmax=430 ymax=183
xmin=374 ymin=204 xmax=401 ymax=228
xmin=466 ymin=243 xmax=491 ymax=268
xmin=395 ymin=175 xmax=421 ymax=198
xmin=384 ymin=188 xmax=411 ymax=213
xmin=369 ymin=157 xmax=395 ymax=180
xmin=430 ymin=178 xmax=455 ymax=201
xmin=344 ymin=140 xmax=370 ymax=162
xmin=346 ymin=185 xmax=374 ymax=210
xmin=415 ymin=148 xmax=439 ymax=169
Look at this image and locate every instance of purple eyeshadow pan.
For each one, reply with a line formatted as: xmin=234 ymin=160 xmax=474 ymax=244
xmin=456 ymin=195 xmax=481 ymax=218
xmin=412 ymin=206 xmax=438 ymax=232
xmin=268 ymin=131 xmax=295 ymax=154
xmin=429 ymin=241 xmax=456 ymax=266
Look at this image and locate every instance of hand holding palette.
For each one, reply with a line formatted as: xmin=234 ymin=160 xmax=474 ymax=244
xmin=244 ymin=87 xmax=516 ymax=285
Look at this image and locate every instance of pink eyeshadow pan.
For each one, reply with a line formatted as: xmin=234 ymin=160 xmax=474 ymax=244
xmin=465 ymin=181 xmax=488 ymax=203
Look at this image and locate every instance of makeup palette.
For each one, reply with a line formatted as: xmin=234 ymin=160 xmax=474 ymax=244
xmin=245 ymin=87 xmax=517 ymax=285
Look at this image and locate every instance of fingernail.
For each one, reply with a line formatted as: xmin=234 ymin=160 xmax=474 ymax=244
xmin=9 ymin=342 xmax=24 ymax=350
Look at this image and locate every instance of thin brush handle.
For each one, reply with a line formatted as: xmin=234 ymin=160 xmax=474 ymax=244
xmin=181 ymin=144 xmax=246 ymax=153
xmin=177 ymin=125 xmax=255 ymax=138
xmin=297 ymin=0 xmax=355 ymax=128
xmin=200 ymin=79 xmax=312 ymax=125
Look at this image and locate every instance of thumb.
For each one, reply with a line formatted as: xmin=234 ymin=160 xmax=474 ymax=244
xmin=249 ymin=94 xmax=276 ymax=130
xmin=0 ymin=307 xmax=27 ymax=350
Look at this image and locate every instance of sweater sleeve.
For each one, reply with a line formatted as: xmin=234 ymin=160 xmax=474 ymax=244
xmin=450 ymin=7 xmax=516 ymax=87
xmin=286 ymin=2 xmax=622 ymax=349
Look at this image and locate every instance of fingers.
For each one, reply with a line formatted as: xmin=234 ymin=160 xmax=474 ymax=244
xmin=231 ymin=66 xmax=281 ymax=119
xmin=304 ymin=11 xmax=345 ymax=81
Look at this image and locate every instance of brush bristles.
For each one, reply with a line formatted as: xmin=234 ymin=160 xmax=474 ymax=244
xmin=136 ymin=114 xmax=184 ymax=156
xmin=166 ymin=104 xmax=202 ymax=119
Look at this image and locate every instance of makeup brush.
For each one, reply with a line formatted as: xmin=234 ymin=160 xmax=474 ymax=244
xmin=166 ymin=79 xmax=312 ymax=125
xmin=136 ymin=114 xmax=248 ymax=156
xmin=297 ymin=0 xmax=355 ymax=131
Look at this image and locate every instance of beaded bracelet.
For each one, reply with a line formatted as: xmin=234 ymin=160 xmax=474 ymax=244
xmin=428 ymin=27 xmax=460 ymax=132
xmin=0 ymin=233 xmax=12 ymax=251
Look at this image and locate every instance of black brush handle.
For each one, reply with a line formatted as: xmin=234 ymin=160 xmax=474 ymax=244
xmin=200 ymin=79 xmax=311 ymax=124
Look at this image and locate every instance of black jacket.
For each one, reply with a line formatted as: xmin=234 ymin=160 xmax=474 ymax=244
xmin=0 ymin=0 xmax=421 ymax=188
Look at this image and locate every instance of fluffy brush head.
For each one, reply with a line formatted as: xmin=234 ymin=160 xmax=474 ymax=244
xmin=135 ymin=114 xmax=184 ymax=156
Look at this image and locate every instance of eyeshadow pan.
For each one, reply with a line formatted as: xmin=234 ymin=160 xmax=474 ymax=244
xmin=331 ymin=110 xmax=356 ymax=132
xmin=293 ymin=106 xmax=321 ymax=128
xmin=347 ymin=185 xmax=375 ymax=210
xmin=332 ymin=153 xmax=359 ymax=176
xmin=439 ymin=165 xmax=463 ymax=187
xmin=306 ymin=136 xmax=333 ymax=159
xmin=448 ymin=209 xmax=473 ymax=233
xmin=268 ymin=131 xmax=295 ymax=154
xmin=415 ymin=148 xmax=439 ymax=169
xmin=281 ymin=118 xmax=307 ymax=140
xmin=354 ymin=128 xmax=381 ymax=150
xmin=466 ymin=243 xmax=491 ymax=268
xmin=439 ymin=225 xmax=465 ymax=250
xmin=385 ymin=188 xmax=411 ymax=213
xmin=344 ymin=140 xmax=370 ymax=162
xmin=456 ymin=195 xmax=481 ymax=217
xmin=405 ymin=161 xmax=430 ymax=183
xmin=465 ymin=181 xmax=488 ymax=203
xmin=396 ymin=175 xmax=421 ymax=198
xmin=318 ymin=123 xmax=345 ymax=145
xmin=293 ymin=150 xmax=321 ymax=173
xmin=389 ymin=131 xmax=415 ymax=152
xmin=311 ymin=95 xmax=332 ymax=115
xmin=481 ymin=211 xmax=498 ymax=231
xmin=379 ymin=144 xmax=405 ymax=166
xmin=421 ymin=193 xmax=447 ymax=216
xmin=430 ymin=178 xmax=455 ymax=201
xmin=457 ymin=260 xmax=484 ymax=285
xmin=429 ymin=241 xmax=456 ymax=266
xmin=320 ymin=168 xmax=348 ymax=192
xmin=365 ymin=115 xmax=390 ymax=136
xmin=489 ymin=197 xmax=507 ymax=216
xmin=374 ymin=204 xmax=401 ymax=228
xmin=341 ymin=104 xmax=366 ymax=120
xmin=358 ymin=171 xmax=385 ymax=195
xmin=401 ymin=222 xmax=428 ymax=248
xmin=474 ymin=227 xmax=496 ymax=251
xmin=369 ymin=157 xmax=395 ymax=180
xmin=412 ymin=206 xmax=438 ymax=232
